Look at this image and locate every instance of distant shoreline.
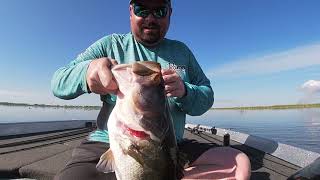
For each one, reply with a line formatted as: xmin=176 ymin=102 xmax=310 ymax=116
xmin=1 ymin=101 xmax=320 ymax=110
xmin=0 ymin=102 xmax=101 ymax=110
xmin=212 ymin=103 xmax=320 ymax=110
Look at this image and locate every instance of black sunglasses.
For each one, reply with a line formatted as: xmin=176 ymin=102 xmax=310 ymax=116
xmin=133 ymin=4 xmax=168 ymax=19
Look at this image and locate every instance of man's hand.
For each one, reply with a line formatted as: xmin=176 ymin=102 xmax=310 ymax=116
xmin=86 ymin=57 xmax=118 ymax=95
xmin=162 ymin=69 xmax=186 ymax=98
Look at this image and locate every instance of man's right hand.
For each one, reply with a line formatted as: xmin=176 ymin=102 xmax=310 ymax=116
xmin=86 ymin=57 xmax=118 ymax=95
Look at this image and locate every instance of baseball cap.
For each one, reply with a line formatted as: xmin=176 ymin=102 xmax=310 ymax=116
xmin=130 ymin=0 xmax=171 ymax=5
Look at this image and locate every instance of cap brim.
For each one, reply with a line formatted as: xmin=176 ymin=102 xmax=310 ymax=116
xmin=130 ymin=0 xmax=170 ymax=4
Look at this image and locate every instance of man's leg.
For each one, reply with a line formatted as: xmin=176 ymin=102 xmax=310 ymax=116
xmin=179 ymin=140 xmax=251 ymax=180
xmin=54 ymin=139 xmax=116 ymax=180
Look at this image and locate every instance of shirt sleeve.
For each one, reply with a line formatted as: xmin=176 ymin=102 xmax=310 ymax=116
xmin=174 ymin=49 xmax=214 ymax=116
xmin=51 ymin=36 xmax=112 ymax=99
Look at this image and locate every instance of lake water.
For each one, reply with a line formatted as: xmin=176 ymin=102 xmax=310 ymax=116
xmin=1 ymin=105 xmax=320 ymax=153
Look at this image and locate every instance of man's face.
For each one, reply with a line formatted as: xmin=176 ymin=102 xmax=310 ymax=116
xmin=130 ymin=0 xmax=171 ymax=47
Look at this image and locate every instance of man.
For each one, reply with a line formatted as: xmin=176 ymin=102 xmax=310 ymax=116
xmin=52 ymin=0 xmax=251 ymax=179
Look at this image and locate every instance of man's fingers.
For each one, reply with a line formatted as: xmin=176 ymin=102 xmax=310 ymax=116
xmin=110 ymin=59 xmax=118 ymax=67
xmin=161 ymin=69 xmax=175 ymax=76
xmin=100 ymin=57 xmax=118 ymax=68
xmin=99 ymin=71 xmax=118 ymax=92
xmin=86 ymin=57 xmax=119 ymax=95
xmin=86 ymin=61 xmax=99 ymax=91
xmin=163 ymin=73 xmax=179 ymax=84
xmin=98 ymin=68 xmax=113 ymax=88
xmin=166 ymin=89 xmax=180 ymax=97
xmin=165 ymin=84 xmax=177 ymax=92
xmin=98 ymin=58 xmax=118 ymax=89
xmin=163 ymin=76 xmax=175 ymax=83
xmin=164 ymin=79 xmax=186 ymax=98
xmin=107 ymin=77 xmax=118 ymax=91
xmin=162 ymin=68 xmax=186 ymax=98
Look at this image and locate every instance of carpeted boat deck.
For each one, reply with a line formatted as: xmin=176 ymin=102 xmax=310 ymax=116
xmin=0 ymin=127 xmax=300 ymax=180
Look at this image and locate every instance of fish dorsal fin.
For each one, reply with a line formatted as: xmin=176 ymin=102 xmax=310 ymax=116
xmin=132 ymin=61 xmax=161 ymax=76
xmin=96 ymin=149 xmax=116 ymax=173
xmin=132 ymin=62 xmax=162 ymax=85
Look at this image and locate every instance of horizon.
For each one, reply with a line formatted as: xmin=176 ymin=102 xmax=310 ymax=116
xmin=1 ymin=1 xmax=320 ymax=108
xmin=2 ymin=101 xmax=320 ymax=109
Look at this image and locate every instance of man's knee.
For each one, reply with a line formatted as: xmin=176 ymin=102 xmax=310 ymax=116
xmin=235 ymin=152 xmax=251 ymax=180
xmin=195 ymin=147 xmax=251 ymax=180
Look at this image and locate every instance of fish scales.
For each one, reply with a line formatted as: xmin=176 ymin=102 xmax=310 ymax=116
xmin=96 ymin=61 xmax=181 ymax=180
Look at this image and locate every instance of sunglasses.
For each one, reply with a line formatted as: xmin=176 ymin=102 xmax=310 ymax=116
xmin=133 ymin=4 xmax=168 ymax=19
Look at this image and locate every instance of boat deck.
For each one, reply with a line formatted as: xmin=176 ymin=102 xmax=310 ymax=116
xmin=0 ymin=126 xmax=300 ymax=180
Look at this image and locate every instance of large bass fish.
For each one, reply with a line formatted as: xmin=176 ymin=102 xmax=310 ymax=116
xmin=96 ymin=61 xmax=182 ymax=180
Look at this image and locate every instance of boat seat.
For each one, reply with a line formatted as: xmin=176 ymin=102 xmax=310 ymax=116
xmin=0 ymin=143 xmax=71 ymax=178
xmin=0 ymin=128 xmax=89 ymax=179
xmin=19 ymin=149 xmax=73 ymax=180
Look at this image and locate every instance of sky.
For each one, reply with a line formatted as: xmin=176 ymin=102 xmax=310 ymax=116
xmin=0 ymin=0 xmax=320 ymax=108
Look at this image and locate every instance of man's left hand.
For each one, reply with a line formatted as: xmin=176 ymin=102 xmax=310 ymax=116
xmin=162 ymin=69 xmax=186 ymax=98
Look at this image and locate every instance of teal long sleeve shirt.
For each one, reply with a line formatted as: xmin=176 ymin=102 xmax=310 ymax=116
xmin=51 ymin=33 xmax=214 ymax=143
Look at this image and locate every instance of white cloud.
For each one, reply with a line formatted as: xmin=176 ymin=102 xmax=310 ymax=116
xmin=208 ymin=43 xmax=320 ymax=78
xmin=0 ymin=89 xmax=46 ymax=104
xmin=301 ymin=80 xmax=320 ymax=94
xmin=299 ymin=80 xmax=320 ymax=104
xmin=0 ymin=90 xmax=33 ymax=98
xmin=48 ymin=93 xmax=101 ymax=106
xmin=0 ymin=88 xmax=101 ymax=106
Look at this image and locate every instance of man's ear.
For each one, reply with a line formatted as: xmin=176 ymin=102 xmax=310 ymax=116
xmin=129 ymin=5 xmax=133 ymax=18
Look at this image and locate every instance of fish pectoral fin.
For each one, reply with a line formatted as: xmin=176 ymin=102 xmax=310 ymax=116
xmin=177 ymin=151 xmax=189 ymax=179
xmin=122 ymin=144 xmax=143 ymax=166
xmin=96 ymin=149 xmax=116 ymax=173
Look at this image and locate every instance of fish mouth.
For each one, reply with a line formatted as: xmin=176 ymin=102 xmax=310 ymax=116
xmin=118 ymin=121 xmax=151 ymax=140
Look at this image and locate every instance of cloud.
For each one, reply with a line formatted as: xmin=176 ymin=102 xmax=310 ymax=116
xmin=0 ymin=89 xmax=101 ymax=106
xmin=299 ymin=80 xmax=320 ymax=104
xmin=208 ymin=43 xmax=320 ymax=78
xmin=301 ymin=80 xmax=320 ymax=94
xmin=0 ymin=90 xmax=32 ymax=98
xmin=0 ymin=89 xmax=46 ymax=105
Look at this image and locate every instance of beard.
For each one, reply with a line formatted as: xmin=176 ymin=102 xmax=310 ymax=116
xmin=140 ymin=30 xmax=161 ymax=44
xmin=138 ymin=22 xmax=163 ymax=46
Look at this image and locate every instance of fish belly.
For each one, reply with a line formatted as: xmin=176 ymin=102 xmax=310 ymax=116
xmin=109 ymin=134 xmax=168 ymax=180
